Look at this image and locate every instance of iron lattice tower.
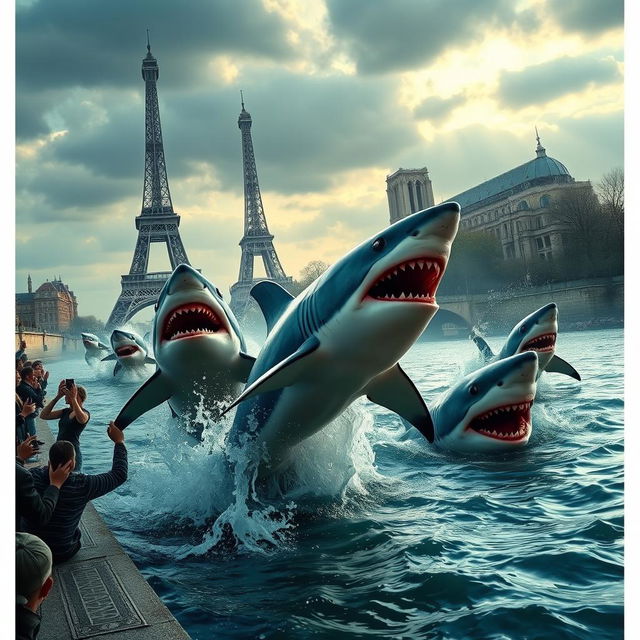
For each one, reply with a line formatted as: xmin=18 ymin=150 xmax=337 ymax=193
xmin=106 ymin=39 xmax=193 ymax=329
xmin=230 ymin=96 xmax=291 ymax=318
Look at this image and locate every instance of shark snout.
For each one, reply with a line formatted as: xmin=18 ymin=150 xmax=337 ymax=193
xmin=168 ymin=264 xmax=206 ymax=295
xmin=502 ymin=351 xmax=539 ymax=384
xmin=412 ymin=202 xmax=460 ymax=241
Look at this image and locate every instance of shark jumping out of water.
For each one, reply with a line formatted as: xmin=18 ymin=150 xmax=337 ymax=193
xmin=223 ymin=201 xmax=461 ymax=474
xmin=430 ymin=351 xmax=539 ymax=452
xmin=81 ymin=332 xmax=111 ymax=365
xmin=102 ymin=329 xmax=155 ymax=376
xmin=113 ymin=264 xmax=255 ymax=435
xmin=470 ymin=303 xmax=580 ymax=381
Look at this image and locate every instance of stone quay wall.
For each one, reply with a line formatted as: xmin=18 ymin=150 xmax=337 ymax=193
xmin=15 ymin=330 xmax=83 ymax=361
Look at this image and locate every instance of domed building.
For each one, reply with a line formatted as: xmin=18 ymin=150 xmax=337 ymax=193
xmin=444 ymin=133 xmax=593 ymax=261
xmin=15 ymin=276 xmax=78 ymax=333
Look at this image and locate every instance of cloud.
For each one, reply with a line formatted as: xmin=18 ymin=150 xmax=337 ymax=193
xmin=414 ymin=94 xmax=466 ymax=121
xmin=496 ymin=55 xmax=622 ymax=108
xmin=545 ymin=0 xmax=623 ymax=35
xmin=16 ymin=0 xmax=294 ymax=92
xmin=325 ymin=0 xmax=531 ymax=74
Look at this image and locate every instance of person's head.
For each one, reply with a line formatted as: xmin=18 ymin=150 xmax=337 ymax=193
xmin=64 ymin=384 xmax=87 ymax=405
xmin=23 ymin=361 xmax=32 ymax=369
xmin=16 ymin=533 xmax=53 ymax=612
xmin=49 ymin=440 xmax=76 ymax=472
xmin=16 ymin=358 xmax=23 ymax=372
xmin=32 ymin=361 xmax=44 ymax=377
xmin=20 ymin=366 xmax=35 ymax=384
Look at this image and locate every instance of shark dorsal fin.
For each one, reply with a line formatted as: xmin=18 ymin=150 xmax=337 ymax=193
xmin=101 ymin=353 xmax=117 ymax=362
xmin=250 ymin=281 xmax=294 ymax=334
xmin=470 ymin=329 xmax=494 ymax=361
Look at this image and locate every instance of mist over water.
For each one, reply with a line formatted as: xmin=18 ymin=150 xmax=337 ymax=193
xmin=44 ymin=328 xmax=623 ymax=639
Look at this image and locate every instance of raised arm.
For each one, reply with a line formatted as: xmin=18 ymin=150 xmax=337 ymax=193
xmin=39 ymin=381 xmax=66 ymax=420
xmin=84 ymin=423 xmax=128 ymax=501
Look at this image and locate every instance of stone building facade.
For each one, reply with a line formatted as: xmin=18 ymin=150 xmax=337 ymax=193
xmin=387 ymin=136 xmax=593 ymax=263
xmin=15 ymin=276 xmax=78 ymax=333
xmin=445 ymin=136 xmax=592 ymax=262
xmin=386 ymin=168 xmax=435 ymax=223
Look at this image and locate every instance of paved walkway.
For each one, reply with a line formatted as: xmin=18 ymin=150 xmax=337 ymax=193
xmin=26 ymin=420 xmax=190 ymax=640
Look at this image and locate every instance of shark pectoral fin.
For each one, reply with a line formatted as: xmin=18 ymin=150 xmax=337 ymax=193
xmin=545 ymin=355 xmax=581 ymax=381
xmin=115 ymin=370 xmax=174 ymax=428
xmin=250 ymin=281 xmax=294 ymax=334
xmin=365 ymin=364 xmax=435 ymax=443
xmin=236 ymin=352 xmax=257 ymax=383
xmin=470 ymin=330 xmax=494 ymax=361
xmin=114 ymin=363 xmax=122 ymax=376
xmin=221 ymin=336 xmax=321 ymax=416
xmin=145 ymin=357 xmax=156 ymax=365
xmin=102 ymin=353 xmax=117 ymax=361
xmin=169 ymin=405 xmax=179 ymax=419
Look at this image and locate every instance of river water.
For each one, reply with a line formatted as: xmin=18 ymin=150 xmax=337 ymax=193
xmin=42 ymin=328 xmax=623 ymax=639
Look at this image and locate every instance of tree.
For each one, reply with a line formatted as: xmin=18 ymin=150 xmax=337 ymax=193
xmin=70 ymin=315 xmax=105 ymax=335
xmin=288 ymin=260 xmax=330 ymax=295
xmin=597 ymin=167 xmax=624 ymax=237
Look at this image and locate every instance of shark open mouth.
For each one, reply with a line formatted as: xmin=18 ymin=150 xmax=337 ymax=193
xmin=366 ymin=257 xmax=445 ymax=303
xmin=520 ymin=333 xmax=556 ymax=353
xmin=82 ymin=340 xmax=95 ymax=348
xmin=467 ymin=401 xmax=532 ymax=441
xmin=115 ymin=345 xmax=140 ymax=357
xmin=162 ymin=303 xmax=226 ymax=341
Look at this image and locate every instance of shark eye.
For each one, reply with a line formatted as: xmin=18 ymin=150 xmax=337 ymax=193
xmin=469 ymin=384 xmax=479 ymax=395
xmin=497 ymin=380 xmax=503 ymax=387
xmin=410 ymin=229 xmax=419 ymax=237
xmin=372 ymin=237 xmax=386 ymax=252
xmin=216 ymin=288 xmax=223 ymax=298
xmin=519 ymin=325 xmax=527 ymax=334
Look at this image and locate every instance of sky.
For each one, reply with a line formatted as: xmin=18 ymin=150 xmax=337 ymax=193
xmin=13 ymin=0 xmax=624 ymax=323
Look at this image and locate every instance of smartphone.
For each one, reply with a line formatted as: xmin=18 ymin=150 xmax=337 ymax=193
xmin=65 ymin=378 xmax=75 ymax=388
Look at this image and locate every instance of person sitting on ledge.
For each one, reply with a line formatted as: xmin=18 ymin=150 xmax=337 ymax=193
xmin=16 ymin=436 xmax=72 ymax=533
xmin=17 ymin=367 xmax=45 ymax=444
xmin=40 ymin=380 xmax=90 ymax=471
xmin=25 ymin=423 xmax=127 ymax=564
xmin=16 ymin=532 xmax=54 ymax=640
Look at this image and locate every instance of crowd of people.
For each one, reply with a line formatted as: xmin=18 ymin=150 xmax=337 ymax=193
xmin=15 ymin=340 xmax=129 ymax=640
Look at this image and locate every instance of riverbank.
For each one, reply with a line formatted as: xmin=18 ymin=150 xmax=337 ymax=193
xmin=26 ymin=420 xmax=190 ymax=640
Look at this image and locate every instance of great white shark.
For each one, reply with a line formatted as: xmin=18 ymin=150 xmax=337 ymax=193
xmin=102 ymin=329 xmax=155 ymax=376
xmin=470 ymin=303 xmax=580 ymax=381
xmin=430 ymin=351 xmax=539 ymax=452
xmin=81 ymin=332 xmax=111 ymax=365
xmin=113 ymin=264 xmax=255 ymax=433
xmin=223 ymin=201 xmax=461 ymax=473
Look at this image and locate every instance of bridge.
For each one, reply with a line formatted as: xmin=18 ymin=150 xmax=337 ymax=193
xmin=428 ymin=275 xmax=623 ymax=336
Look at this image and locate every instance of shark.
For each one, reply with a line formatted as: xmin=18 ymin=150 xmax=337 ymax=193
xmin=223 ymin=201 xmax=461 ymax=473
xmin=113 ymin=264 xmax=255 ymax=434
xmin=102 ymin=329 xmax=155 ymax=376
xmin=430 ymin=351 xmax=539 ymax=452
xmin=81 ymin=332 xmax=111 ymax=365
xmin=470 ymin=303 xmax=580 ymax=381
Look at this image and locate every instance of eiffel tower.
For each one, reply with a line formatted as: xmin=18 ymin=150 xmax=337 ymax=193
xmin=106 ymin=38 xmax=193 ymax=329
xmin=230 ymin=95 xmax=292 ymax=318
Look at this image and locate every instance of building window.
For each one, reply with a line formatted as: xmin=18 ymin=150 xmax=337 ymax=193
xmin=416 ymin=181 xmax=424 ymax=209
xmin=540 ymin=195 xmax=551 ymax=208
xmin=517 ymin=200 xmax=529 ymax=211
xmin=505 ymin=243 xmax=515 ymax=259
xmin=536 ymin=235 xmax=552 ymax=260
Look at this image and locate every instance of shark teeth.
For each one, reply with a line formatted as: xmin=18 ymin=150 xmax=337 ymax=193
xmin=467 ymin=401 xmax=532 ymax=441
xmin=367 ymin=257 xmax=444 ymax=303
xmin=162 ymin=303 xmax=226 ymax=341
xmin=521 ymin=332 xmax=557 ymax=353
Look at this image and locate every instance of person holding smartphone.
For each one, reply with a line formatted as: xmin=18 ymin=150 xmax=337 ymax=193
xmin=40 ymin=379 xmax=90 ymax=472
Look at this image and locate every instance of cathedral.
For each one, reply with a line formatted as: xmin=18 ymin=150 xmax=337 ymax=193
xmin=387 ymin=133 xmax=593 ymax=263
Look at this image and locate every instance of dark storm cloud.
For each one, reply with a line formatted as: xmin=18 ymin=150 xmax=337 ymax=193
xmin=414 ymin=95 xmax=466 ymax=121
xmin=545 ymin=0 xmax=623 ymax=35
xmin=325 ymin=0 xmax=534 ymax=74
xmin=16 ymin=0 xmax=293 ymax=92
xmin=496 ymin=55 xmax=621 ymax=108
xmin=22 ymin=69 xmax=422 ymax=207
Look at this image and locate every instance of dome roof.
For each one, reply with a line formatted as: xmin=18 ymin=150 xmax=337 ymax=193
xmin=447 ymin=147 xmax=573 ymax=211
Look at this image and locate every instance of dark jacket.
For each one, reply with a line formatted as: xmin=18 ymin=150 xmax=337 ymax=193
xmin=16 ymin=381 xmax=45 ymax=414
xmin=16 ymin=605 xmax=41 ymax=640
xmin=16 ymin=461 xmax=59 ymax=532
xmin=26 ymin=443 xmax=128 ymax=562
